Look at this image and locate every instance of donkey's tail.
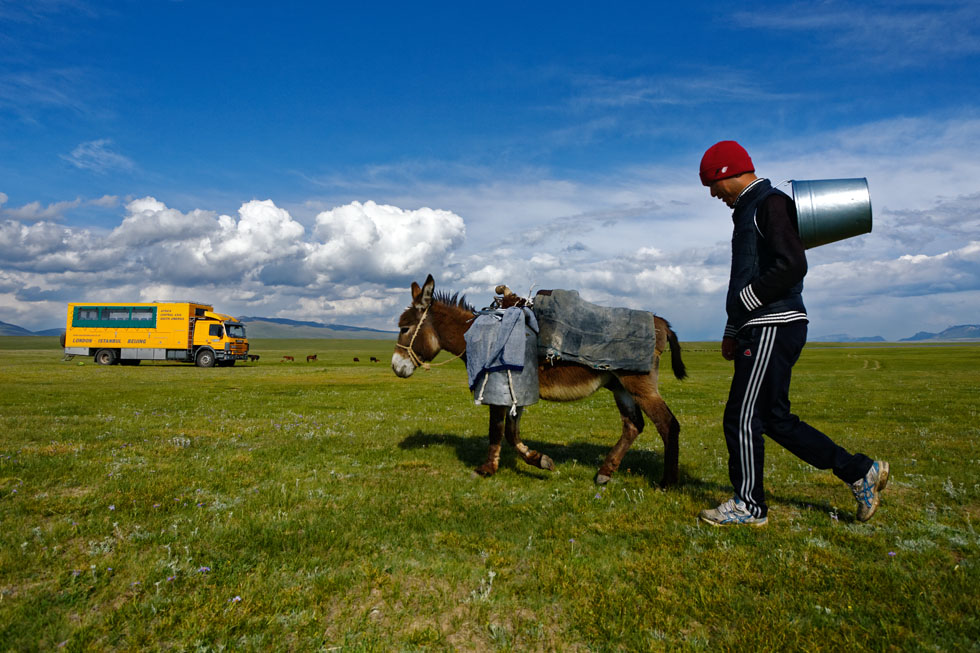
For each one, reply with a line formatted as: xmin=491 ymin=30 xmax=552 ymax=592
xmin=663 ymin=319 xmax=687 ymax=380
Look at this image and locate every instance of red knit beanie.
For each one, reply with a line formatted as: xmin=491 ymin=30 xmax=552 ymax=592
xmin=699 ymin=140 xmax=754 ymax=186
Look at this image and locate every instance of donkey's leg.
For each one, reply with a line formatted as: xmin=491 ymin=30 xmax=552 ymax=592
xmin=504 ymin=408 xmax=555 ymax=472
xmin=596 ymin=386 xmax=645 ymax=485
xmin=619 ymin=373 xmax=681 ymax=487
xmin=475 ymin=405 xmax=507 ymax=477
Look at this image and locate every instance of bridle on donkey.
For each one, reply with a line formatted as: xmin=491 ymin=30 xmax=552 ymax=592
xmin=395 ymin=302 xmax=465 ymax=371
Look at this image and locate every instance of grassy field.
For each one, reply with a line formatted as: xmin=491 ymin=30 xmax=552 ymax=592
xmin=1 ymin=336 xmax=978 ymax=651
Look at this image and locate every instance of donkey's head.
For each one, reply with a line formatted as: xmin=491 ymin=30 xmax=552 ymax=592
xmin=391 ymin=274 xmax=441 ymax=377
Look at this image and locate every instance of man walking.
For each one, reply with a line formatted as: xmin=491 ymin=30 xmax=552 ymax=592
xmin=698 ymin=140 xmax=888 ymax=527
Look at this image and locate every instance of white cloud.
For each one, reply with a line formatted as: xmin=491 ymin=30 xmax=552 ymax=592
xmin=329 ymin=114 xmax=980 ymax=340
xmin=90 ymin=194 xmax=118 ymax=208
xmin=295 ymin=293 xmax=398 ymax=319
xmin=0 ymin=194 xmax=121 ymax=222
xmin=0 ymin=197 xmax=470 ymax=331
xmin=734 ymin=1 xmax=980 ymax=65
xmin=112 ymin=197 xmax=219 ymax=246
xmin=0 ymin=198 xmax=81 ymax=222
xmin=568 ymin=71 xmax=800 ymax=110
xmin=809 ymin=241 xmax=980 ymax=300
xmin=309 ymin=200 xmax=465 ymax=283
xmin=0 ymin=219 xmax=115 ymax=273
xmin=0 ymin=67 xmax=96 ymax=121
xmin=2 ymin=114 xmax=979 ymax=339
xmin=61 ymin=139 xmax=135 ymax=174
xmin=208 ymin=199 xmax=307 ymax=266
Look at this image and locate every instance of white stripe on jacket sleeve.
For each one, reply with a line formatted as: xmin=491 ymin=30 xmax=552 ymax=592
xmin=739 ymin=284 xmax=763 ymax=311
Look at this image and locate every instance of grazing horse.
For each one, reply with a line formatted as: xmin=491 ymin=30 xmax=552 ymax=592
xmin=370 ymin=356 xmax=380 ymax=363
xmin=282 ymin=356 xmax=294 ymax=362
xmin=391 ymin=274 xmax=687 ymax=486
xmin=307 ymin=354 xmax=318 ymax=362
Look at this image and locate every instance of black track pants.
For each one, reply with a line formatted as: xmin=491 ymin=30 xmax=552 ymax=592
xmin=722 ymin=322 xmax=873 ymax=518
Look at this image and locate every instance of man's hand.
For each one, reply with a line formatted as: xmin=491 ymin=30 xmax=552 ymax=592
xmin=721 ymin=336 xmax=736 ymax=361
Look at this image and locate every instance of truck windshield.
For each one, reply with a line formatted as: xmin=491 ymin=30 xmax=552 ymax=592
xmin=225 ymin=324 xmax=246 ymax=338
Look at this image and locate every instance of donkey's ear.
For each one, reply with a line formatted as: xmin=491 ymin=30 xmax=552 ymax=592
xmin=410 ymin=281 xmax=422 ymax=304
xmin=415 ymin=274 xmax=435 ymax=309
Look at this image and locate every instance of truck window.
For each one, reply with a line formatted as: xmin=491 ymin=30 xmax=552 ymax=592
xmin=209 ymin=324 xmax=224 ymax=337
xmin=132 ymin=309 xmax=154 ymax=321
xmin=78 ymin=308 xmax=99 ymax=320
xmin=225 ymin=324 xmax=245 ymax=338
xmin=103 ymin=308 xmax=130 ymax=321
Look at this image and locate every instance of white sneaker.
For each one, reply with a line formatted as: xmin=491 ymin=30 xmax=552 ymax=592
xmin=852 ymin=460 xmax=889 ymax=522
xmin=699 ymin=497 xmax=768 ymax=527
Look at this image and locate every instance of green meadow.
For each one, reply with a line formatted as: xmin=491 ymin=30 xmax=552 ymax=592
xmin=1 ymin=336 xmax=978 ymax=651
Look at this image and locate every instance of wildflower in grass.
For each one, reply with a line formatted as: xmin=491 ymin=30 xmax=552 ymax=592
xmin=109 ymin=505 xmax=115 ymax=511
xmin=888 ymin=551 xmax=896 ymax=557
xmin=230 ymin=595 xmax=241 ymax=603
xmin=167 ymin=576 xmax=175 ymax=582
xmin=198 ymin=566 xmax=211 ymax=573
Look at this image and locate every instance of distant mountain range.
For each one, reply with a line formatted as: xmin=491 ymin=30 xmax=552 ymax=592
xmin=0 ymin=320 xmax=63 ymax=337
xmin=810 ymin=334 xmax=887 ymax=343
xmin=235 ymin=316 xmax=396 ymax=340
xmin=810 ymin=324 xmax=980 ymax=342
xmin=2 ymin=317 xmax=977 ymax=342
xmin=0 ymin=316 xmax=396 ymax=339
xmin=898 ymin=324 xmax=980 ymax=342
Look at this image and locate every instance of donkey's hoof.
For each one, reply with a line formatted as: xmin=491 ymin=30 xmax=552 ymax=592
xmin=595 ymin=473 xmax=612 ymax=485
xmin=473 ymin=465 xmax=496 ymax=478
xmin=539 ymin=454 xmax=555 ymax=472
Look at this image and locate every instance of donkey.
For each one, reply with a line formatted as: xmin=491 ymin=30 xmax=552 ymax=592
xmin=391 ymin=274 xmax=687 ymax=486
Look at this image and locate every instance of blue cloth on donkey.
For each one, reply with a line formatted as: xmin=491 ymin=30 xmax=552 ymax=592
xmin=464 ymin=306 xmax=539 ymax=413
xmin=532 ymin=289 xmax=656 ymax=372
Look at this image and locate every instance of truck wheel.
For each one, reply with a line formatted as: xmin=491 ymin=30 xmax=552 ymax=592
xmin=94 ymin=349 xmax=117 ymax=366
xmin=195 ymin=349 xmax=216 ymax=368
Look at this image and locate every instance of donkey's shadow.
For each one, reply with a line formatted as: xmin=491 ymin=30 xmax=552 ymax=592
xmin=398 ymin=431 xmax=855 ymax=518
xmin=400 ymin=429 xmax=692 ymax=488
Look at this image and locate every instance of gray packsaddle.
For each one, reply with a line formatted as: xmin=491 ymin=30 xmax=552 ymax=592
xmin=532 ymin=289 xmax=656 ymax=372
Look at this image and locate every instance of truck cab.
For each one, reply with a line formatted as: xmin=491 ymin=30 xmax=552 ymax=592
xmin=191 ymin=311 xmax=249 ymax=367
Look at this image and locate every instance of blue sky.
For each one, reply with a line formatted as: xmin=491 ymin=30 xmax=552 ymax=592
xmin=1 ymin=0 xmax=978 ymax=340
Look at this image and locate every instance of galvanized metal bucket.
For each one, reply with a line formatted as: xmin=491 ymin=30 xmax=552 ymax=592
xmin=791 ymin=178 xmax=872 ymax=249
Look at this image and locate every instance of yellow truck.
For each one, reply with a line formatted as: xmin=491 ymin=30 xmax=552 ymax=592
xmin=62 ymin=301 xmax=249 ymax=367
